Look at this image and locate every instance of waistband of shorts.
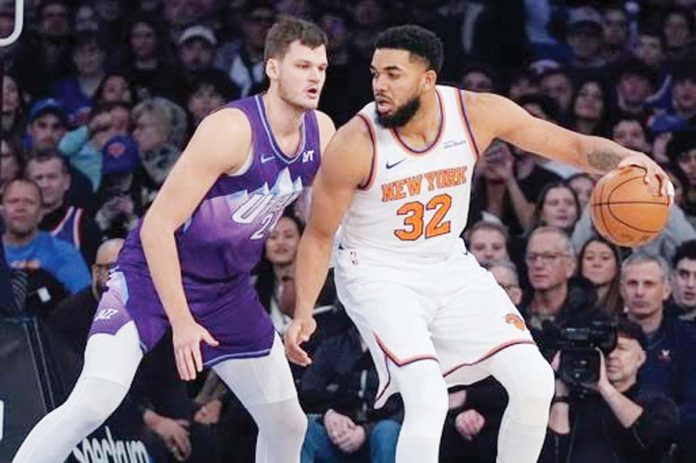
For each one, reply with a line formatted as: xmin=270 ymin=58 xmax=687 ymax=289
xmin=337 ymin=241 xmax=471 ymax=265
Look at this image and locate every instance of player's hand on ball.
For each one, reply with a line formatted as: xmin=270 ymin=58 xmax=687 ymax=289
xmin=172 ymin=319 xmax=219 ymax=381
xmin=618 ymin=153 xmax=672 ymax=198
xmin=284 ymin=316 xmax=317 ymax=366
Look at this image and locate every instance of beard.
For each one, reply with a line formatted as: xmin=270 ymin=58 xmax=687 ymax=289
xmin=8 ymin=222 xmax=37 ymax=238
xmin=375 ymin=96 xmax=420 ymax=128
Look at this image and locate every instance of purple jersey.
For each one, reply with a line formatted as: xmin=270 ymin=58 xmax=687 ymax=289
xmin=91 ymin=95 xmax=322 ymax=365
xmin=119 ymin=94 xmax=322 ymax=282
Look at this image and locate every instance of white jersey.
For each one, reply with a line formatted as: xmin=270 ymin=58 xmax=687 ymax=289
xmin=340 ymin=85 xmax=480 ymax=258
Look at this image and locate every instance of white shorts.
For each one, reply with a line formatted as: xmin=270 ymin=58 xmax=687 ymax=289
xmin=335 ymin=245 xmax=535 ymax=408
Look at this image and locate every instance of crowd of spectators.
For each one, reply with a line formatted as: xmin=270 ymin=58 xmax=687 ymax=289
xmin=0 ymin=0 xmax=695 ymax=461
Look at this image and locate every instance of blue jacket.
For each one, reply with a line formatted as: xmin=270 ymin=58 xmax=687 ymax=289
xmin=4 ymin=231 xmax=90 ymax=294
xmin=639 ymin=314 xmax=696 ymax=427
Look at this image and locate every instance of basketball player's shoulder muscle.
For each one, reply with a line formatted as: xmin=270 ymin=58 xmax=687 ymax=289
xmin=318 ymin=115 xmax=373 ymax=190
xmin=309 ymin=116 xmax=373 ymax=237
xmin=460 ymin=91 xmax=533 ymax=150
xmin=315 ymin=110 xmax=337 ymax=152
xmin=463 ymin=91 xmax=581 ymax=157
xmin=145 ymin=108 xmax=252 ymax=230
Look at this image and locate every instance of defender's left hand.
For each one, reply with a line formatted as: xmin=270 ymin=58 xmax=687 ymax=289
xmin=618 ymin=154 xmax=674 ymax=199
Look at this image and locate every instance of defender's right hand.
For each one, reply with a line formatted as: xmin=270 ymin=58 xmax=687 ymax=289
xmin=284 ymin=316 xmax=316 ymax=366
xmin=172 ymin=319 xmax=219 ymax=380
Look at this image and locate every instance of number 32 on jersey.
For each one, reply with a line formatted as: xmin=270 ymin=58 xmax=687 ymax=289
xmin=394 ymin=193 xmax=452 ymax=241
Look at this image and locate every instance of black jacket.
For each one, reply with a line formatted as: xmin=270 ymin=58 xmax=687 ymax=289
xmin=520 ymin=277 xmax=605 ymax=358
xmin=0 ymin=218 xmax=14 ymax=315
xmin=639 ymin=315 xmax=696 ymax=429
xmin=539 ymin=385 xmax=679 ymax=463
xmin=299 ymin=325 xmax=403 ymax=434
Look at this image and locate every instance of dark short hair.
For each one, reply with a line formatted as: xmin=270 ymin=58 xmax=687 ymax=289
xmin=672 ymin=59 xmax=696 ymax=83
xmin=516 ymin=93 xmax=561 ymax=122
xmin=637 ymin=24 xmax=663 ymax=41
xmin=672 ymin=239 xmax=696 ymax=268
xmin=614 ymin=58 xmax=659 ymax=87
xmin=264 ymin=16 xmax=327 ymax=61
xmin=616 ymin=316 xmax=648 ymax=351
xmin=188 ymin=70 xmax=239 ymax=102
xmin=73 ymin=31 xmax=105 ymax=51
xmin=609 ymin=114 xmax=650 ymax=139
xmin=26 ymin=151 xmax=69 ymax=175
xmin=538 ymin=66 xmax=571 ymax=82
xmin=461 ymin=63 xmax=500 ymax=89
xmin=374 ymin=25 xmax=444 ymax=74
xmin=668 ymin=130 xmax=696 ymax=158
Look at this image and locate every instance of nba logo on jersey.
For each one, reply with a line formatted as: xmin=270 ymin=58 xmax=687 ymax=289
xmin=302 ymin=150 xmax=314 ymax=163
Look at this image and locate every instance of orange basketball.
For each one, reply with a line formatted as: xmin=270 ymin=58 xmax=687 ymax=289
xmin=590 ymin=166 xmax=670 ymax=247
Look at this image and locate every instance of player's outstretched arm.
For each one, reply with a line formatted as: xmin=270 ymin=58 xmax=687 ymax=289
xmin=140 ymin=108 xmax=250 ymax=380
xmin=285 ymin=116 xmax=372 ymax=366
xmin=468 ymin=92 xmax=671 ymax=196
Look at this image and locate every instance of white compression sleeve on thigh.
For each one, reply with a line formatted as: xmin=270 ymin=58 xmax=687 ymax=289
xmin=391 ymin=360 xmax=449 ymax=463
xmin=213 ymin=335 xmax=306 ymax=463
xmin=486 ymin=344 xmax=554 ymax=463
xmin=212 ymin=335 xmax=297 ymax=406
xmin=12 ymin=322 xmax=143 ymax=463
xmin=248 ymin=398 xmax=307 ymax=463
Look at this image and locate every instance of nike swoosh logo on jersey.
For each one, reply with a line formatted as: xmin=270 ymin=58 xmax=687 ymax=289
xmin=261 ymin=154 xmax=275 ymax=163
xmin=386 ymin=158 xmax=407 ymax=169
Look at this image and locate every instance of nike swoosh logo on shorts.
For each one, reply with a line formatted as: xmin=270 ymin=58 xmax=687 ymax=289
xmin=386 ymin=158 xmax=407 ymax=169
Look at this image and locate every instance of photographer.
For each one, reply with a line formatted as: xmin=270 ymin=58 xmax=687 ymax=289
xmin=539 ymin=318 xmax=679 ymax=463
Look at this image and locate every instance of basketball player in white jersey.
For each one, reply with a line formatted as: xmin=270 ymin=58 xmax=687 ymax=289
xmin=285 ymin=25 xmax=671 ymax=463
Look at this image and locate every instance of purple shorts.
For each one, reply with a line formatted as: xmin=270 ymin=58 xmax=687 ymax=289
xmin=89 ymin=266 xmax=276 ymax=367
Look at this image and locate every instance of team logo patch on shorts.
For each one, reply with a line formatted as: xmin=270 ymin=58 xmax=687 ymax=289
xmin=504 ymin=313 xmax=527 ymax=331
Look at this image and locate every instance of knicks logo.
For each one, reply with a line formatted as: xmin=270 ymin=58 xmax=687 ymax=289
xmin=504 ymin=313 xmax=527 ymax=331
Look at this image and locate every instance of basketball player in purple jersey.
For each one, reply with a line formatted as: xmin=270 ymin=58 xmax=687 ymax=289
xmin=14 ymin=17 xmax=335 ymax=463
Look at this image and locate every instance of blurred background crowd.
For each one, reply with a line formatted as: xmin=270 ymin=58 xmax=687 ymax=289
xmin=0 ymin=0 xmax=695 ymax=462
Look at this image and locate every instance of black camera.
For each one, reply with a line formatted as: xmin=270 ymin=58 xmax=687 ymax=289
xmin=543 ymin=319 xmax=618 ymax=389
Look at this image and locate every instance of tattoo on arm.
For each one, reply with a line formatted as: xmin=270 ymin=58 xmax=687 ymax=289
xmin=587 ymin=151 xmax=623 ymax=171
